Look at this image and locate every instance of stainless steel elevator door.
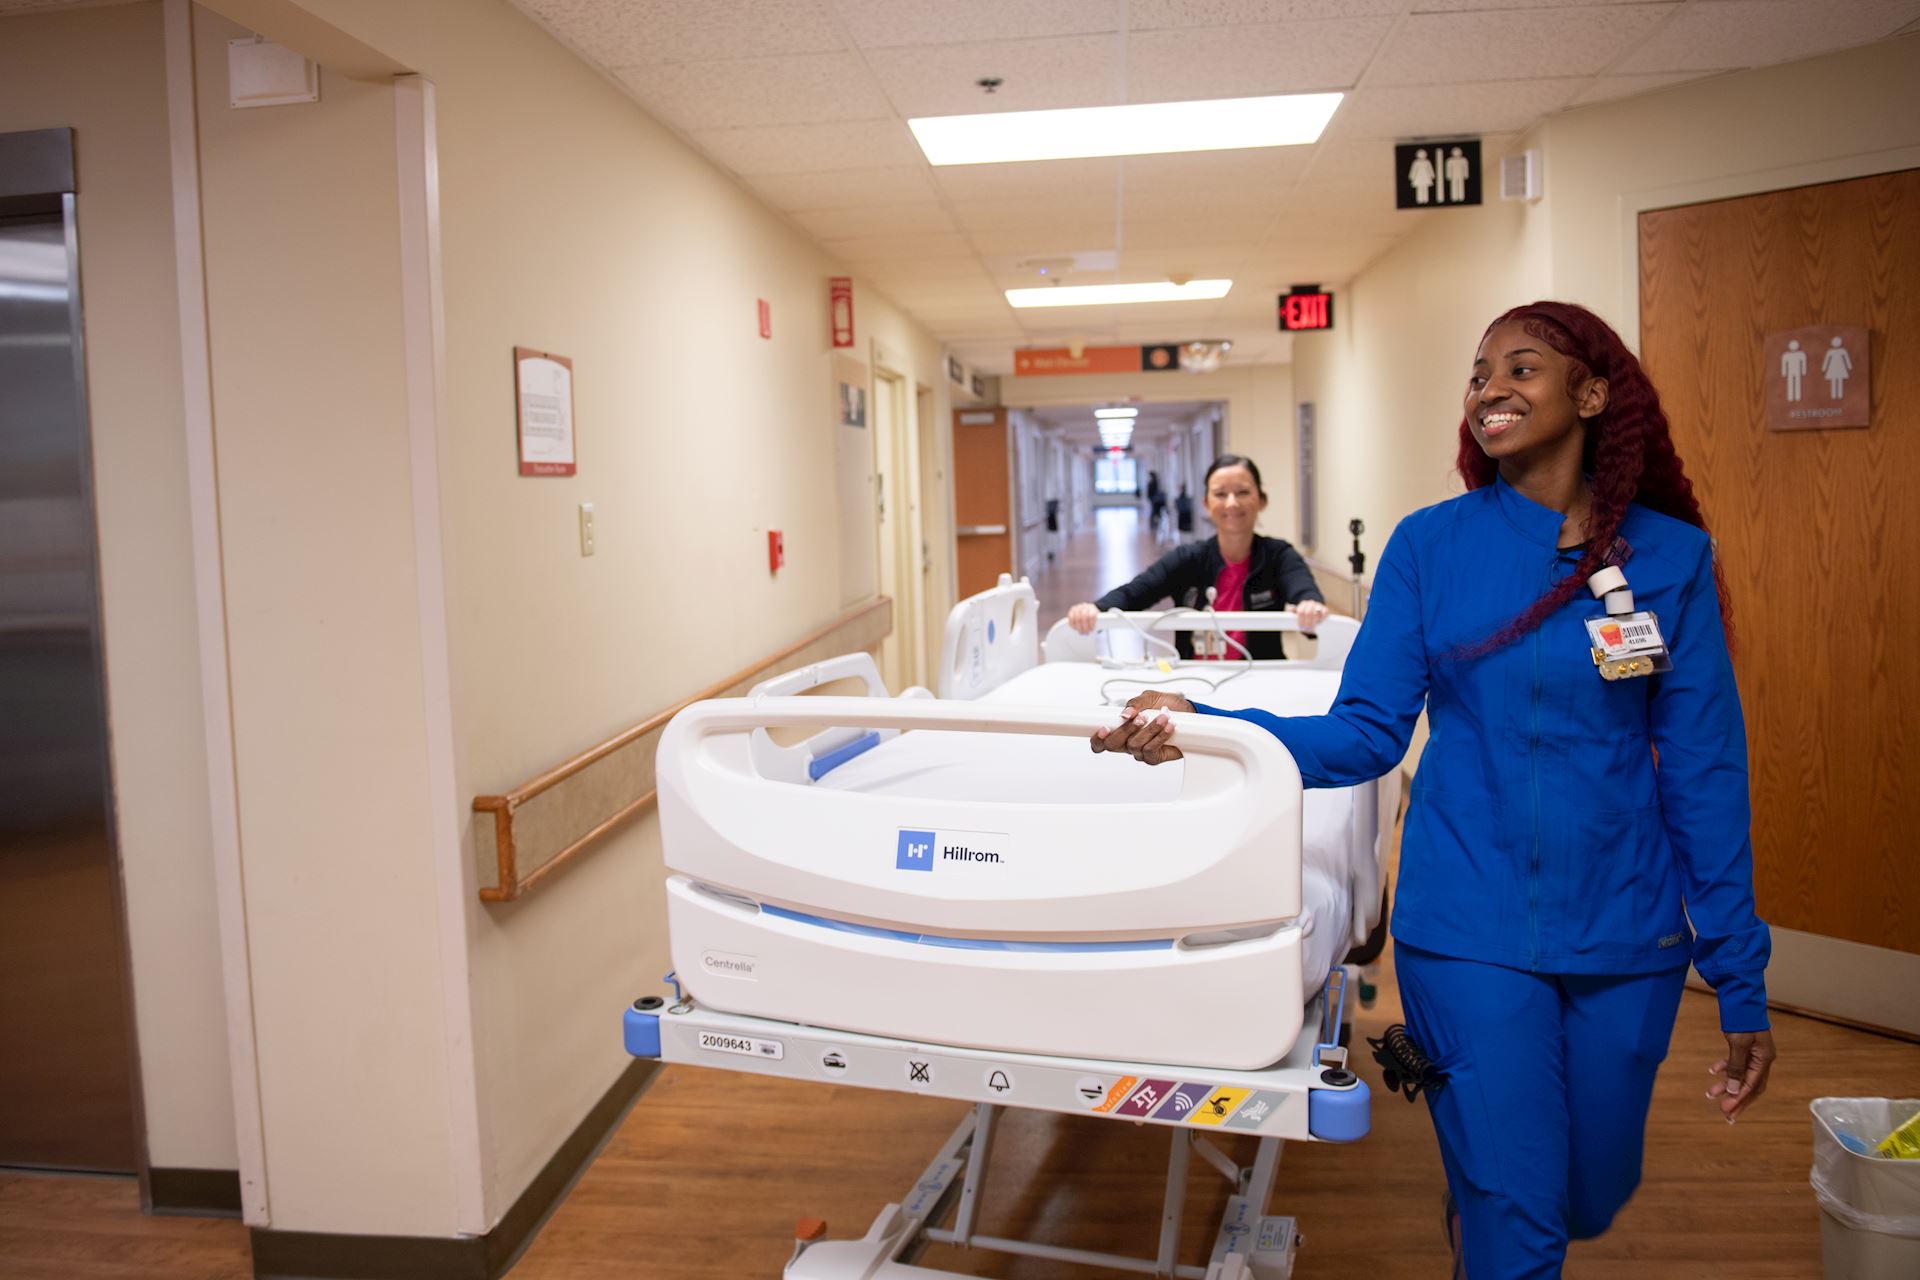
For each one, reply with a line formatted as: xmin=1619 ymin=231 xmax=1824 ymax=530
xmin=0 ymin=211 xmax=139 ymax=1172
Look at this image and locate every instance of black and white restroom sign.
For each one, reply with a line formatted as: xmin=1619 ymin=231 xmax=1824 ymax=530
xmin=1396 ymin=138 xmax=1481 ymax=209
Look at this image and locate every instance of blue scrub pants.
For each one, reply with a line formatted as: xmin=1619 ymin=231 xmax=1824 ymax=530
xmin=1395 ymin=944 xmax=1688 ymax=1278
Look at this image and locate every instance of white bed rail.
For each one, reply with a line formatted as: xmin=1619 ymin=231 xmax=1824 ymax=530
xmin=746 ymin=652 xmax=930 ymax=785
xmin=656 ymin=695 xmax=1305 ymax=938
xmin=939 ymin=573 xmax=1042 ymax=699
xmin=1043 ymin=609 xmax=1358 ymax=671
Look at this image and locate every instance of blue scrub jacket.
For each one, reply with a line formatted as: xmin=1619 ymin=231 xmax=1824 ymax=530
xmin=1194 ymin=478 xmax=1772 ymax=1032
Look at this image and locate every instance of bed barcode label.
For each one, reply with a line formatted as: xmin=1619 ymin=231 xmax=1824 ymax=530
xmin=698 ymin=1031 xmax=784 ymax=1061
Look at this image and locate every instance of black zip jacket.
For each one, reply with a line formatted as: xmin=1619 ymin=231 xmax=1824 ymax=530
xmin=1093 ymin=535 xmax=1325 ymax=658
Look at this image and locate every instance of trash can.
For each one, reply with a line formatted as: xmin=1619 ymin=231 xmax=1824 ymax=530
xmin=1810 ymin=1097 xmax=1920 ymax=1279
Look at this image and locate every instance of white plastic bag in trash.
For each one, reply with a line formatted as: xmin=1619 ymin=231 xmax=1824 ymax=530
xmin=1811 ymin=1097 xmax=1920 ymax=1237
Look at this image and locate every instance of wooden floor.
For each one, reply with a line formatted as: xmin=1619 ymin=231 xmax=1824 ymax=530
xmin=5 ymin=512 xmax=1916 ymax=1278
xmin=6 ymin=975 xmax=1910 ymax=1279
xmin=1027 ymin=504 xmax=1169 ymax=626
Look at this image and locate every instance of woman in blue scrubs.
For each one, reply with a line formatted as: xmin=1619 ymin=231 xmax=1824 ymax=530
xmin=1091 ymin=301 xmax=1776 ymax=1277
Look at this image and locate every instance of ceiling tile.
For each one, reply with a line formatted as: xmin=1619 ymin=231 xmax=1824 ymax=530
xmin=830 ymin=0 xmax=1121 ymax=49
xmin=933 ymin=157 xmax=1122 ymax=202
xmin=1330 ymin=79 xmax=1583 ymax=138
xmin=691 ymin=119 xmax=922 ymax=174
xmin=1127 ymin=18 xmax=1394 ymax=100
xmin=948 ymin=195 xmax=1120 ymax=232
xmin=1121 ymin=147 xmax=1313 ymax=197
xmin=791 ymin=203 xmax=959 ymax=238
xmin=1410 ymin=0 xmax=1720 ymax=9
xmin=1369 ymin=5 xmax=1677 ymax=86
xmin=1130 ymin=1 xmax=1404 ymax=29
xmin=1614 ymin=0 xmax=1920 ymax=73
xmin=1570 ymin=71 xmax=1711 ymax=106
xmin=967 ymin=225 xmax=1119 ymax=256
xmin=821 ymin=230 xmax=977 ymax=260
xmin=866 ymin=35 xmax=1124 ymax=117
xmin=747 ymin=166 xmax=940 ymax=210
xmin=1121 ymin=216 xmax=1274 ymax=250
xmin=613 ymin=53 xmax=892 ymax=128
xmin=518 ymin=0 xmax=845 ymax=65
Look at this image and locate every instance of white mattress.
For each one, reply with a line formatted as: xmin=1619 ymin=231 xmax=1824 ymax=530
xmin=817 ymin=662 xmax=1358 ymax=998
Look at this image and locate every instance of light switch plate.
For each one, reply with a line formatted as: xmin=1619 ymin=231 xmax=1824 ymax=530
xmin=579 ymin=503 xmax=595 ymax=556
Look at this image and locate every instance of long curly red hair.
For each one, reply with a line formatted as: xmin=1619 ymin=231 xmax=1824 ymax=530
xmin=1456 ymin=301 xmax=1730 ymax=654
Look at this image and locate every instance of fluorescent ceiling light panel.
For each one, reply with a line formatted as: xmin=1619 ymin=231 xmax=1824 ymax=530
xmin=1094 ymin=408 xmax=1138 ymax=419
xmin=909 ymin=93 xmax=1342 ymax=166
xmin=1007 ymin=280 xmax=1232 ymax=309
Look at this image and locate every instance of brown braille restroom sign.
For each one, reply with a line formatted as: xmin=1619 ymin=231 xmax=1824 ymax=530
xmin=1764 ymin=325 xmax=1869 ymax=430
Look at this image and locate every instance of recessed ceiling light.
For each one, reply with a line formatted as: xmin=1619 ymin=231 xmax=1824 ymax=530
xmin=909 ymin=93 xmax=1342 ymax=166
xmin=1006 ymin=280 xmax=1232 ymax=308
xmin=1094 ymin=407 xmax=1138 ymax=419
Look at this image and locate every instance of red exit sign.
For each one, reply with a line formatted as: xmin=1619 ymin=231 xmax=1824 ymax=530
xmin=1278 ymin=286 xmax=1334 ymax=332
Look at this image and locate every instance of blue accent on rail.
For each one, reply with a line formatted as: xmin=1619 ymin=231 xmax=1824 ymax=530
xmin=1308 ymin=1077 xmax=1371 ymax=1142
xmin=759 ymin=902 xmax=1172 ymax=953
xmin=623 ymin=1007 xmax=661 ymax=1058
xmin=808 ymin=730 xmax=884 ymax=780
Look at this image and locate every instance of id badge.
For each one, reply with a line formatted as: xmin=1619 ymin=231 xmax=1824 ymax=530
xmin=1586 ymin=611 xmax=1672 ymax=681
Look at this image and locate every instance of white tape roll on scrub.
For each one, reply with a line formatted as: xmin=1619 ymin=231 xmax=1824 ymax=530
xmin=1586 ymin=566 xmax=1627 ymax=597
xmin=1586 ymin=566 xmax=1634 ymax=616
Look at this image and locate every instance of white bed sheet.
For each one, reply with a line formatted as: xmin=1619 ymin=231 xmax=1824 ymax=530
xmin=816 ymin=662 xmax=1358 ymax=998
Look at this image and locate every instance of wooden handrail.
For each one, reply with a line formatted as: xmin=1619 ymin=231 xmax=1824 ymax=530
xmin=473 ymin=596 xmax=892 ymax=903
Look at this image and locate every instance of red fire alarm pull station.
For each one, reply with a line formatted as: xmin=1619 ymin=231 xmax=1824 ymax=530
xmin=1277 ymin=285 xmax=1334 ymax=332
xmin=758 ymin=298 xmax=772 ymax=339
xmin=830 ymin=277 xmax=854 ymax=349
xmin=768 ymin=530 xmax=785 ymax=573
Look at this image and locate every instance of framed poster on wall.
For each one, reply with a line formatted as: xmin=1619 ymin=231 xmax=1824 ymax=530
xmin=514 ymin=346 xmax=575 ymax=476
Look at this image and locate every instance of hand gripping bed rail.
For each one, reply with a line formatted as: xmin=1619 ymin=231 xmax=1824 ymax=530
xmin=656 ymin=695 xmax=1305 ymax=939
xmin=1042 ymin=610 xmax=1359 ymax=670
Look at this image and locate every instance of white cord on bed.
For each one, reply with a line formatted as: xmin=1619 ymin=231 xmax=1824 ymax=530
xmin=1096 ymin=603 xmax=1256 ymax=705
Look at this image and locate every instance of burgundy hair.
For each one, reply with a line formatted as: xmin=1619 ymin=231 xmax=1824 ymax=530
xmin=1455 ymin=300 xmax=1730 ymax=655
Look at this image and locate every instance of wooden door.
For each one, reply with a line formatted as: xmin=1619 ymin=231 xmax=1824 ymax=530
xmin=952 ymin=407 xmax=1012 ymax=599
xmin=1639 ymin=168 xmax=1919 ymax=1032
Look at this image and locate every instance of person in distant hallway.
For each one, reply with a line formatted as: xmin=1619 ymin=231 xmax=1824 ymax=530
xmin=1066 ymin=454 xmax=1328 ymax=658
xmin=1146 ymin=469 xmax=1168 ymax=536
xmin=1093 ymin=302 xmax=1775 ymax=1280
xmin=1174 ymin=484 xmax=1195 ymax=536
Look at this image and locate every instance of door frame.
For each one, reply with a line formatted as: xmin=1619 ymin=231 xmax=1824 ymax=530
xmin=1624 ymin=147 xmax=1920 ymax=1038
xmin=871 ymin=341 xmax=923 ymax=692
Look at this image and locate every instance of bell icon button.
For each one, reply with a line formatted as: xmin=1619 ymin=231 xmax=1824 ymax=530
xmin=984 ymin=1068 xmax=1014 ymax=1095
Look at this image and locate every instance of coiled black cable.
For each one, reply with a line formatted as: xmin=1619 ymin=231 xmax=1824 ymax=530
xmin=1369 ymin=1023 xmax=1446 ymax=1103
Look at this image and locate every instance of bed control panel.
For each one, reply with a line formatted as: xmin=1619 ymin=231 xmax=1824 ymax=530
xmin=623 ymin=994 xmax=1369 ymax=1145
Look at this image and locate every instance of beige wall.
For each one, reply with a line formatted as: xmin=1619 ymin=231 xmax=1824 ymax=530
xmin=0 ymin=2 xmax=236 ymax=1173
xmin=1294 ymin=37 xmax=1920 ymax=571
xmin=191 ymin=7 xmax=465 ymax=1234
xmin=1547 ymin=34 xmax=1920 ymax=329
xmin=1288 ymin=164 xmax=1551 ymax=570
xmin=183 ymin=0 xmax=960 ymax=1232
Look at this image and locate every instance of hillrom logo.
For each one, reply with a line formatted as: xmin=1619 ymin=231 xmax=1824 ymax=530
xmin=896 ymin=829 xmax=935 ymax=872
xmin=895 ymin=827 xmax=1007 ymax=871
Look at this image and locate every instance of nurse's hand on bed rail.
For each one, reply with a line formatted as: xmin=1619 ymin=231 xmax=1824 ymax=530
xmin=1067 ymin=602 xmax=1100 ymax=633
xmin=1090 ymin=691 xmax=1195 ymax=765
xmin=1707 ymin=1028 xmax=1776 ymax=1122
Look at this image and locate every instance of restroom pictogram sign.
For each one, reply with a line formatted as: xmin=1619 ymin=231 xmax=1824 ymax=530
xmin=1765 ymin=325 xmax=1869 ymax=430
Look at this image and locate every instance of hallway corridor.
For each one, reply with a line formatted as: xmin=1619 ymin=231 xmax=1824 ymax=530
xmin=1026 ymin=505 xmax=1172 ymax=626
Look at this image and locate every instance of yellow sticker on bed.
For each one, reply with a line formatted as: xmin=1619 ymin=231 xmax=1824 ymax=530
xmin=1187 ymin=1086 xmax=1250 ymax=1125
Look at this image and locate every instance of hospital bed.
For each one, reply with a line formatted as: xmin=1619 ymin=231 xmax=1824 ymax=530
xmin=623 ymin=576 xmax=1381 ymax=1278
